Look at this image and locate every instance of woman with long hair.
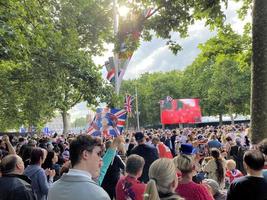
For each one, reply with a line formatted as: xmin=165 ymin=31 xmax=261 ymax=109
xmin=144 ymin=158 xmax=183 ymax=200
xmin=42 ymin=150 xmax=60 ymax=181
xmin=203 ymin=148 xmax=226 ymax=188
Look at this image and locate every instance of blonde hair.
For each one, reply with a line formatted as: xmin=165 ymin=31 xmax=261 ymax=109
xmin=144 ymin=158 xmax=181 ymax=200
xmin=173 ymin=155 xmax=194 ymax=174
xmin=226 ymin=159 xmax=236 ymax=170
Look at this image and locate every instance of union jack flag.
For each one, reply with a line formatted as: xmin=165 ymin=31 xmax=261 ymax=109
xmin=87 ymin=108 xmax=127 ymax=138
xmin=106 ymin=68 xmax=115 ymax=82
xmin=124 ymin=94 xmax=134 ymax=113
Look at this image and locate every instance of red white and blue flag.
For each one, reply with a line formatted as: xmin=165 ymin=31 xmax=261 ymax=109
xmin=124 ymin=94 xmax=134 ymax=113
xmin=106 ymin=68 xmax=115 ymax=83
xmin=87 ymin=108 xmax=127 ymax=138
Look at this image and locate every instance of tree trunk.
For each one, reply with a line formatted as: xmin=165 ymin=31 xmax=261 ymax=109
xmin=219 ymin=113 xmax=223 ymax=126
xmin=251 ymin=0 xmax=267 ymax=143
xmin=230 ymin=114 xmax=235 ymax=125
xmin=62 ymin=110 xmax=70 ymax=135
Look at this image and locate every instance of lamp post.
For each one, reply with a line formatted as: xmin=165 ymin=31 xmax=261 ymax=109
xmin=135 ymin=86 xmax=140 ymax=131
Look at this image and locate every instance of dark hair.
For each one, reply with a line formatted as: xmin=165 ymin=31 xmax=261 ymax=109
xmin=226 ymin=136 xmax=232 ymax=142
xmin=210 ymin=148 xmax=224 ymax=184
xmin=18 ymin=138 xmax=25 ymax=143
xmin=258 ymin=139 xmax=267 ymax=155
xmin=42 ymin=151 xmax=55 ymax=169
xmin=0 ymin=155 xmax=18 ymax=174
xmin=244 ymin=150 xmax=265 ymax=171
xmin=126 ymin=155 xmax=145 ymax=175
xmin=30 ymin=148 xmax=44 ymax=165
xmin=19 ymin=145 xmax=33 ymax=162
xmin=69 ymin=135 xmax=102 ymax=167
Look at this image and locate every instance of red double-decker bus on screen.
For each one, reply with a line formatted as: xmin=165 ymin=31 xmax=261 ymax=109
xmin=160 ymin=98 xmax=202 ymax=124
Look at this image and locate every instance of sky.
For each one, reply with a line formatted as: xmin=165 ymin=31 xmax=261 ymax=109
xmin=69 ymin=0 xmax=251 ymax=122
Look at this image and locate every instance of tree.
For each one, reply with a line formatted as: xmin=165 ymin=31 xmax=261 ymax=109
xmin=0 ymin=0 xmax=115 ymax=133
xmin=180 ymin=25 xmax=251 ymax=124
xmin=251 ymin=0 xmax=267 ymax=143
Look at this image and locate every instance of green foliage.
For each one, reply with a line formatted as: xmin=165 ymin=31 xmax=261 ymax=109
xmin=117 ymin=0 xmax=229 ymax=54
xmin=0 ymin=0 xmax=114 ymax=131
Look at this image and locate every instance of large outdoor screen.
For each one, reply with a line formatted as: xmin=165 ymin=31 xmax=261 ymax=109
xmin=160 ymin=98 xmax=202 ymax=124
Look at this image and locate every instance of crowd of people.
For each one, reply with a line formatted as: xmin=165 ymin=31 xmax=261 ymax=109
xmin=0 ymin=124 xmax=267 ymax=200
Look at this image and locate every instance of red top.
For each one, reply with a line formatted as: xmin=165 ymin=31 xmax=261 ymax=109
xmin=225 ymin=169 xmax=243 ymax=183
xmin=116 ymin=175 xmax=146 ymax=200
xmin=157 ymin=142 xmax=173 ymax=159
xmin=176 ymin=181 xmax=214 ymax=200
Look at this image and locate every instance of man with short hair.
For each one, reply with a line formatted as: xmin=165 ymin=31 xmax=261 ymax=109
xmin=129 ymin=132 xmax=159 ymax=183
xmin=227 ymin=150 xmax=267 ymax=200
xmin=116 ymin=155 xmax=146 ymax=200
xmin=48 ymin=135 xmax=110 ymax=200
xmin=0 ymin=154 xmax=37 ymax=200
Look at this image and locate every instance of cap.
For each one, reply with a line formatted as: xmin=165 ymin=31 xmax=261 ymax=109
xmin=134 ymin=132 xmax=144 ymax=141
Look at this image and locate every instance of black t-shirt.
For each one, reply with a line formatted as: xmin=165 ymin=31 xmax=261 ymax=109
xmin=227 ymin=175 xmax=267 ymax=200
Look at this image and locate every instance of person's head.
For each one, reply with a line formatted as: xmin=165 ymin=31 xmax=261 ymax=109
xmin=42 ymin=150 xmax=58 ymax=169
xmin=243 ymin=150 xmax=265 ymax=172
xmin=209 ymin=133 xmax=216 ymax=140
xmin=69 ymin=135 xmax=103 ymax=178
xmin=151 ymin=136 xmax=160 ymax=146
xmin=28 ymin=139 xmax=37 ymax=147
xmin=144 ymin=158 xmax=179 ymax=200
xmin=0 ymin=155 xmax=25 ymax=175
xmin=173 ymin=154 xmax=194 ymax=175
xmin=210 ymin=148 xmax=220 ymax=159
xmin=30 ymin=147 xmax=47 ymax=165
xmin=226 ymin=159 xmax=236 ymax=171
xmin=126 ymin=155 xmax=145 ymax=178
xmin=134 ymin=132 xmax=145 ymax=144
xmin=125 ymin=138 xmax=130 ymax=144
xmin=202 ymin=179 xmax=220 ymax=196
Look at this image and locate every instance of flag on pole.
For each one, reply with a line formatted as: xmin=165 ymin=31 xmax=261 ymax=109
xmin=124 ymin=94 xmax=134 ymax=113
xmin=105 ymin=57 xmax=116 ymax=85
xmin=116 ymin=9 xmax=153 ymax=89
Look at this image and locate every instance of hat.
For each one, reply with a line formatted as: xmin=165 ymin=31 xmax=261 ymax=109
xmin=134 ymin=132 xmax=145 ymax=141
xmin=180 ymin=143 xmax=195 ymax=155
xmin=202 ymin=179 xmax=220 ymax=193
